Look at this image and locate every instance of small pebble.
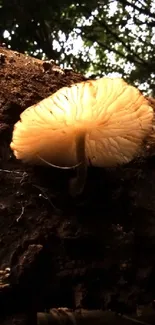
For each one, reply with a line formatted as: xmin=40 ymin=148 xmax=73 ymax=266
xmin=0 ymin=53 xmax=5 ymax=63
xmin=49 ymin=59 xmax=55 ymax=63
xmin=9 ymin=56 xmax=15 ymax=63
xmin=64 ymin=67 xmax=73 ymax=72
xmin=42 ymin=61 xmax=51 ymax=71
xmin=14 ymin=51 xmax=20 ymax=56
xmin=52 ymin=66 xmax=64 ymax=74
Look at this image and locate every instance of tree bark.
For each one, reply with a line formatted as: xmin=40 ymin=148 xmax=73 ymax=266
xmin=0 ymin=46 xmax=155 ymax=324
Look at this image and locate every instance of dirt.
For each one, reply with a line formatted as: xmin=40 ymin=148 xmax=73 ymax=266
xmin=1 ymin=46 xmax=155 ymax=324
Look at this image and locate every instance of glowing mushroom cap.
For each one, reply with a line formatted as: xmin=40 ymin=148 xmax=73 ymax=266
xmin=10 ymin=77 xmax=153 ymax=168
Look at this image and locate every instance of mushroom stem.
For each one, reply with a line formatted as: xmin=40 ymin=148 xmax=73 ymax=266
xmin=69 ymin=131 xmax=87 ymax=197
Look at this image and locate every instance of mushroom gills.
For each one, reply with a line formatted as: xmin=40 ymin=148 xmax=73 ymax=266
xmin=69 ymin=131 xmax=87 ymax=196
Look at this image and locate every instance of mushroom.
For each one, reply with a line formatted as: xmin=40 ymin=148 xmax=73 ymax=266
xmin=10 ymin=77 xmax=154 ymax=196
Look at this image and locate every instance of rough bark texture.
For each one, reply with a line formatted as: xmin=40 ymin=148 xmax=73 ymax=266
xmin=1 ymin=46 xmax=155 ymax=324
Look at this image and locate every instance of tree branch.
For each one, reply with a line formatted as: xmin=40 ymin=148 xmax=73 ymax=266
xmin=118 ymin=0 xmax=155 ymax=19
xmin=93 ymin=15 xmax=149 ymax=66
xmin=80 ymin=4 xmax=150 ymax=67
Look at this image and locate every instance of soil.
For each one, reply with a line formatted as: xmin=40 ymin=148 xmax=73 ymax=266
xmin=1 ymin=46 xmax=155 ymax=324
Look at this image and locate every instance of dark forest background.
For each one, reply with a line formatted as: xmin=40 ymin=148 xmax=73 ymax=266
xmin=0 ymin=0 xmax=155 ymax=94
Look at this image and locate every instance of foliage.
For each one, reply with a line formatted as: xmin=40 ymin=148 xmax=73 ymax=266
xmin=0 ymin=0 xmax=155 ymax=93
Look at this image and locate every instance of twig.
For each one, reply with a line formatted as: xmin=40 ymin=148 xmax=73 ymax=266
xmin=16 ymin=206 xmax=25 ymax=222
xmin=0 ymin=168 xmax=25 ymax=175
xmin=33 ymin=185 xmax=56 ymax=209
xmin=123 ymin=314 xmax=151 ymax=325
xmin=37 ymin=308 xmax=153 ymax=325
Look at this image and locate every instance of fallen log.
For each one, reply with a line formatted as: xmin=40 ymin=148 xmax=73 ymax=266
xmin=0 ymin=47 xmax=155 ymax=325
